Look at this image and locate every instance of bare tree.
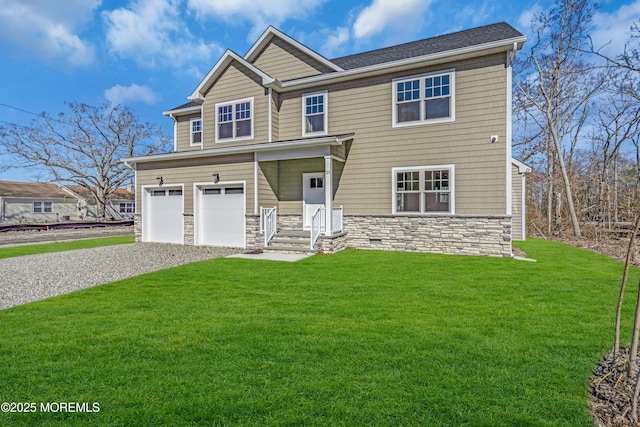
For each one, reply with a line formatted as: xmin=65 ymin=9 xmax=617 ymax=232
xmin=515 ymin=0 xmax=607 ymax=238
xmin=0 ymin=102 xmax=171 ymax=220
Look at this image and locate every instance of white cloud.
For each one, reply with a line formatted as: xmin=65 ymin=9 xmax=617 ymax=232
xmin=321 ymin=27 xmax=350 ymax=58
xmin=0 ymin=0 xmax=99 ymax=68
xmin=103 ymin=0 xmax=222 ymax=72
xmin=104 ymin=84 xmax=160 ymax=106
xmin=591 ymin=0 xmax=640 ymax=57
xmin=352 ymin=0 xmax=433 ymax=40
xmin=187 ymin=0 xmax=327 ymax=41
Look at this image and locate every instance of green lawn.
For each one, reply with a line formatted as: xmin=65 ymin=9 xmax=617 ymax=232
xmin=0 ymin=235 xmax=134 ymax=259
xmin=0 ymin=239 xmax=632 ymax=426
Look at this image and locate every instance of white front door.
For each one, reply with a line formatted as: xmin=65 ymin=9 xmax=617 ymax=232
xmin=303 ymin=172 xmax=325 ymax=229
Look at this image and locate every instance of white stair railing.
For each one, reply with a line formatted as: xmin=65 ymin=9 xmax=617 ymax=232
xmin=261 ymin=207 xmax=277 ymax=247
xmin=310 ymin=206 xmax=326 ymax=249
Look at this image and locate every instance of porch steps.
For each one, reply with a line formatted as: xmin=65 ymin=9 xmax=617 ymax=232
xmin=264 ymin=230 xmax=317 ymax=254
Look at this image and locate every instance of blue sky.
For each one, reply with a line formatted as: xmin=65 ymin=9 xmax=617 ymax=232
xmin=0 ymin=0 xmax=637 ymax=182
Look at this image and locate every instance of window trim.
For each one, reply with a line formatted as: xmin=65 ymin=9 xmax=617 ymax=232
xmin=302 ymin=90 xmax=328 ymax=137
xmin=119 ymin=202 xmax=135 ymax=214
xmin=32 ymin=201 xmax=53 ymax=214
xmin=392 ymin=70 xmax=455 ymax=128
xmin=190 ymin=117 xmax=202 ymax=146
xmin=215 ymin=97 xmax=254 ymax=143
xmin=391 ymin=165 xmax=455 ymax=215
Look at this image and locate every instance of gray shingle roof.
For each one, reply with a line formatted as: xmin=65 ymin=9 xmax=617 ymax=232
xmin=331 ymin=22 xmax=524 ymax=70
xmin=0 ymin=181 xmax=71 ymax=199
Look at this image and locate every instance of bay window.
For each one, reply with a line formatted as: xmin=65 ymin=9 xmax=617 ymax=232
xmin=392 ymin=166 xmax=454 ymax=214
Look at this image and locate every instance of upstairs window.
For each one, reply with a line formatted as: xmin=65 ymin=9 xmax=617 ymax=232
xmin=33 ymin=201 xmax=53 ymax=213
xmin=302 ymin=91 xmax=328 ymax=136
xmin=190 ymin=118 xmax=202 ymax=146
xmin=216 ymin=98 xmax=253 ymax=142
xmin=393 ymin=70 xmax=454 ymax=127
xmin=392 ymin=166 xmax=454 ymax=214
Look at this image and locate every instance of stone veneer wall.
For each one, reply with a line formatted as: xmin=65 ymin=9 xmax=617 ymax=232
xmin=133 ymin=213 xmax=142 ymax=242
xmin=246 ymin=215 xmax=261 ymax=249
xmin=183 ymin=214 xmax=194 ymax=246
xmin=341 ymin=214 xmax=512 ymax=257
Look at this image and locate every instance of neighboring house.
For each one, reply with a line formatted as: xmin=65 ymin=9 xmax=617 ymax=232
xmin=0 ymin=181 xmax=78 ymax=223
xmin=123 ymin=22 xmax=530 ymax=257
xmin=61 ymin=185 xmax=136 ymax=220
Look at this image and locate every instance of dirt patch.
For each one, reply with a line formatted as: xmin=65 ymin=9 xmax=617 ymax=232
xmin=591 ymin=348 xmax=640 ymax=426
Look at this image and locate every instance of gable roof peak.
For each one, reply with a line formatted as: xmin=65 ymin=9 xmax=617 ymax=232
xmin=245 ymin=26 xmax=343 ymax=72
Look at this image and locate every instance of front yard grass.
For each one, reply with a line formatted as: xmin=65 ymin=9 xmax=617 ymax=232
xmin=0 ymin=235 xmax=134 ymax=259
xmin=0 ymin=239 xmax=633 ymax=426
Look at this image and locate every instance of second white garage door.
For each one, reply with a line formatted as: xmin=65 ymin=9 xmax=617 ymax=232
xmin=195 ymin=184 xmax=245 ymax=248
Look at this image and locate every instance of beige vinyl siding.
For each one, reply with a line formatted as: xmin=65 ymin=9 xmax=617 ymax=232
xmin=271 ymin=90 xmax=279 ymax=142
xmin=252 ymin=38 xmax=333 ymax=81
xmin=136 ymin=153 xmax=254 ymax=214
xmin=258 ymin=161 xmax=278 ymax=208
xmin=201 ymin=62 xmax=270 ymax=149
xmin=511 ymin=163 xmax=525 ymax=240
xmin=277 ymin=53 xmax=508 ymax=215
xmin=277 ymin=158 xmax=324 ymax=214
xmin=175 ymin=112 xmax=202 ymax=152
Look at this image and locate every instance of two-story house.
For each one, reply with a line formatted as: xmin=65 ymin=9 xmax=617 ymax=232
xmin=123 ymin=22 xmax=529 ymax=257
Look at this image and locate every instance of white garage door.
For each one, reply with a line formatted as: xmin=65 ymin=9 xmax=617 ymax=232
xmin=144 ymin=187 xmax=183 ymax=244
xmin=196 ymin=185 xmax=245 ymax=247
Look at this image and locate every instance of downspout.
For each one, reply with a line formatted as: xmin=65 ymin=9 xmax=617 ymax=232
xmin=169 ymin=113 xmax=178 ymax=152
xmin=0 ymin=196 xmax=4 ymax=222
xmin=268 ymin=88 xmax=273 ymax=143
xmin=505 ymin=50 xmax=513 ymax=217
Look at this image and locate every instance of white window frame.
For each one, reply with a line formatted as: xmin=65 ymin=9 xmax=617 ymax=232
xmin=119 ymin=202 xmax=135 ymax=214
xmin=33 ymin=201 xmax=53 ymax=213
xmin=302 ymin=91 xmax=328 ymax=137
xmin=190 ymin=117 xmax=202 ymax=146
xmin=392 ymin=165 xmax=455 ymax=215
xmin=392 ymin=70 xmax=455 ymax=128
xmin=215 ymin=97 xmax=254 ymax=143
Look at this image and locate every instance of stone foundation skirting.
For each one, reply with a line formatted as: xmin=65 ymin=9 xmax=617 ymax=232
xmin=142 ymin=211 xmax=511 ymax=257
xmin=341 ymin=214 xmax=512 ymax=257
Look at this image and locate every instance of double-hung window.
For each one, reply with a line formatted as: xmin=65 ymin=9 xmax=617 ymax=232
xmin=392 ymin=166 xmax=454 ymax=214
xmin=302 ymin=91 xmax=328 ymax=136
xmin=190 ymin=118 xmax=202 ymax=146
xmin=33 ymin=201 xmax=53 ymax=213
xmin=393 ymin=70 xmax=454 ymax=126
xmin=215 ymin=98 xmax=253 ymax=142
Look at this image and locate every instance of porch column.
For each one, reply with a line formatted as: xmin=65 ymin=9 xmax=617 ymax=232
xmin=324 ymin=155 xmax=333 ymax=236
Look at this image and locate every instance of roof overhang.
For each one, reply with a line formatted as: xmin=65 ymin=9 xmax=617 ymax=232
xmin=162 ymin=104 xmax=202 ymax=117
xmin=245 ymin=26 xmax=343 ymax=72
xmin=512 ymin=158 xmax=532 ymax=173
xmin=189 ymin=50 xmax=277 ymax=101
xmin=122 ymin=134 xmax=355 ymax=167
xmin=267 ymin=35 xmax=528 ymax=93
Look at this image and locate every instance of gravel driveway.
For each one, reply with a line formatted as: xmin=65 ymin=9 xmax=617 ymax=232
xmin=0 ymin=243 xmax=243 ymax=310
